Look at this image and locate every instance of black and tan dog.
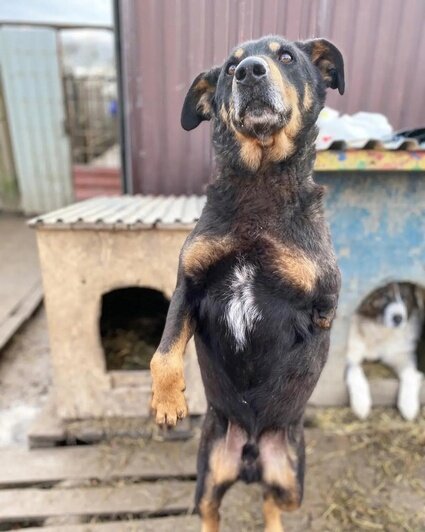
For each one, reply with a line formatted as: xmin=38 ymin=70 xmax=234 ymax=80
xmin=150 ymin=35 xmax=344 ymax=531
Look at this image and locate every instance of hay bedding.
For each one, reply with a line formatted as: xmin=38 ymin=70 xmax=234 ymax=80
xmin=306 ymin=408 xmax=425 ymax=532
xmin=102 ymin=316 xmax=163 ymax=370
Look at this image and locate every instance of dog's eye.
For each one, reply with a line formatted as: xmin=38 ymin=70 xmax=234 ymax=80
xmin=279 ymin=52 xmax=293 ymax=64
xmin=227 ymin=64 xmax=237 ymax=75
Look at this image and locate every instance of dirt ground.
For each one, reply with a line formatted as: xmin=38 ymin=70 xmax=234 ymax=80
xmin=198 ymin=404 xmax=425 ymax=532
xmin=0 ymin=306 xmax=50 ymax=446
xmin=0 ymin=308 xmax=424 ymax=530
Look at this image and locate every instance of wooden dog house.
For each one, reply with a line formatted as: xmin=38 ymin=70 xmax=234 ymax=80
xmin=30 ymin=196 xmax=207 ymax=420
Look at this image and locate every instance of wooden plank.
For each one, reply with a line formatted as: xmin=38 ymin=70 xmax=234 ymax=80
xmin=0 ymin=281 xmax=42 ymax=350
xmin=28 ymin=397 xmax=66 ymax=448
xmin=315 ymin=150 xmax=425 ymax=171
xmin=0 ymin=440 xmax=197 ymax=486
xmin=24 ymin=515 xmax=199 ymax=532
xmin=0 ymin=481 xmax=195 ymax=521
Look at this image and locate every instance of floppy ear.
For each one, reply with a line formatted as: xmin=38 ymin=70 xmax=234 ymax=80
xmin=298 ymin=39 xmax=345 ymax=95
xmin=181 ymin=67 xmax=220 ymax=131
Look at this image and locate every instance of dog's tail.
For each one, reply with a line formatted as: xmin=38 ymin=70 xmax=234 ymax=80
xmin=240 ymin=439 xmax=261 ymax=483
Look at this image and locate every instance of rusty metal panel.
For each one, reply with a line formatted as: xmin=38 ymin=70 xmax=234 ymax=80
xmin=118 ymin=0 xmax=425 ymax=195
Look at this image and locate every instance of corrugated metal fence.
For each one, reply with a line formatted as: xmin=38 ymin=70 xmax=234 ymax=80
xmin=118 ymin=0 xmax=425 ymax=195
xmin=0 ymin=27 xmax=73 ymax=213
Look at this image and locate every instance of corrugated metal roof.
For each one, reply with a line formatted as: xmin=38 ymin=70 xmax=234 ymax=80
xmin=28 ymin=195 xmax=206 ymax=230
xmin=317 ymin=139 xmax=425 ymax=151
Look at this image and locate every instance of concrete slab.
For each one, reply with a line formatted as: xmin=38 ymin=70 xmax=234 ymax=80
xmin=0 ymin=214 xmax=42 ymax=349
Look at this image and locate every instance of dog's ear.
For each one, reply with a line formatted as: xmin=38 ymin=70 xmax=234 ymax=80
xmin=297 ymin=39 xmax=345 ymax=95
xmin=181 ymin=67 xmax=221 ymax=131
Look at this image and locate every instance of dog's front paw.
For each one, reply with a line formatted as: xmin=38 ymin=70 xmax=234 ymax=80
xmin=150 ymin=352 xmax=188 ymax=426
xmin=398 ymin=367 xmax=423 ymax=421
xmin=346 ymin=364 xmax=372 ymax=419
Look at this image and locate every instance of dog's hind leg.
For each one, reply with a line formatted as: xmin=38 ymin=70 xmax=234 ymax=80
xmin=195 ymin=408 xmax=246 ymax=532
xmin=260 ymin=424 xmax=305 ymax=532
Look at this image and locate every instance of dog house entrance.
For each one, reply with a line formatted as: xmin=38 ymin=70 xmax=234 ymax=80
xmin=100 ymin=287 xmax=169 ymax=371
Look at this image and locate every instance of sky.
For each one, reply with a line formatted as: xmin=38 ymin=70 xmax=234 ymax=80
xmin=0 ymin=0 xmax=113 ymax=26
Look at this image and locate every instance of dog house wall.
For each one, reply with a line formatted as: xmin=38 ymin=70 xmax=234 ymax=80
xmin=31 ymin=196 xmax=207 ymax=420
xmin=311 ymin=170 xmax=425 ymax=406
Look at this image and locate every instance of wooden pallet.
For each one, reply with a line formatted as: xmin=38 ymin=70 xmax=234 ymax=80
xmin=0 ymin=439 xmax=199 ymax=531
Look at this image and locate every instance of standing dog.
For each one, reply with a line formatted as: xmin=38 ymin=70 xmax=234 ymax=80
xmin=150 ymin=35 xmax=344 ymax=531
xmin=346 ymin=283 xmax=423 ymax=421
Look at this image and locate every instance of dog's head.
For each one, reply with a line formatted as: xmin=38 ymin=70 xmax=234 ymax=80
xmin=359 ymin=283 xmax=421 ymax=329
xmin=181 ymin=35 xmax=344 ymax=171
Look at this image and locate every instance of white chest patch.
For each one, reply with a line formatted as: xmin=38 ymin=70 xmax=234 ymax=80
xmin=225 ymin=263 xmax=261 ymax=351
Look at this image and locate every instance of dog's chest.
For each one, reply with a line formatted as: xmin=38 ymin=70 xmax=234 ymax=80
xmin=224 ymin=262 xmax=261 ymax=351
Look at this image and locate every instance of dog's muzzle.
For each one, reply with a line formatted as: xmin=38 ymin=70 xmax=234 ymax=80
xmin=232 ymin=56 xmax=286 ymax=138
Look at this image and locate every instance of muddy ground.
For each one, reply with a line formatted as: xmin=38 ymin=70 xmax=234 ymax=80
xmin=0 ymin=307 xmax=424 ymax=530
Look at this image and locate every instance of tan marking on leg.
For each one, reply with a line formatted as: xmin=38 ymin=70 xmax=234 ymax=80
xmin=200 ymin=479 xmax=220 ymax=532
xmin=182 ymin=235 xmax=234 ymax=277
xmin=303 ymin=83 xmax=313 ymax=110
xmin=260 ymin=431 xmax=302 ymax=512
xmin=234 ymin=47 xmax=244 ymax=59
xmin=263 ymin=235 xmax=317 ymax=292
xmin=150 ymin=317 xmax=191 ymax=425
xmin=209 ymin=424 xmax=245 ymax=484
xmin=268 ymin=41 xmax=281 ymax=52
xmin=263 ymin=495 xmax=285 ymax=532
xmin=199 ymin=426 xmax=245 ymax=531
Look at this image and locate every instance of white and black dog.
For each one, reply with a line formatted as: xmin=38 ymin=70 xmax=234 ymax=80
xmin=346 ymin=283 xmax=424 ymax=420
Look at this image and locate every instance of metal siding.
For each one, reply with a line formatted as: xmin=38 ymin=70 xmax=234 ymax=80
xmin=0 ymin=27 xmax=73 ymax=213
xmin=0 ymin=74 xmax=19 ymax=210
xmin=119 ymin=0 xmax=425 ymax=195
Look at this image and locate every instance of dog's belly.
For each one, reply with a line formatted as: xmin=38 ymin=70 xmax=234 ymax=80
xmin=194 ymin=260 xmax=329 ymax=427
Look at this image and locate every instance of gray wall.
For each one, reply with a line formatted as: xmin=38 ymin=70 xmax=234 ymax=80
xmin=119 ymin=0 xmax=425 ymax=194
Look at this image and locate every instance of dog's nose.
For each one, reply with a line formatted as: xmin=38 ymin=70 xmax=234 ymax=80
xmin=235 ymin=57 xmax=268 ymax=85
xmin=393 ymin=314 xmax=403 ymax=326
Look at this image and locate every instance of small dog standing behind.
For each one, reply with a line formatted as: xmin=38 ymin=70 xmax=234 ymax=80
xmin=346 ymin=283 xmax=423 ymax=420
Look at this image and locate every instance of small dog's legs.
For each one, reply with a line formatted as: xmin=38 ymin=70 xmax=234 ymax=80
xmin=260 ymin=424 xmax=305 ymax=532
xmin=396 ymin=362 xmax=423 ymax=420
xmin=346 ymin=363 xmax=372 ymax=419
xmin=195 ymin=409 xmax=246 ymax=532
